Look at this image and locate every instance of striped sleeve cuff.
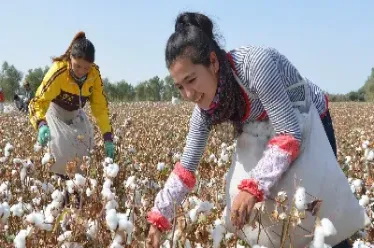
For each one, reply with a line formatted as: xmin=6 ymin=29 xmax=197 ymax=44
xmin=147 ymin=162 xmax=196 ymax=232
xmin=247 ymin=134 xmax=300 ymax=196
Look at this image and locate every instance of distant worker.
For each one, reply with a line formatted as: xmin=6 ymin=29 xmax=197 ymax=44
xmin=0 ymin=88 xmax=4 ymax=113
xmin=28 ymin=31 xmax=115 ymax=176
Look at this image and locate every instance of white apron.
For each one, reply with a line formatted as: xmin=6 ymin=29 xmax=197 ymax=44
xmin=223 ymin=77 xmax=370 ymax=247
xmin=46 ymin=102 xmax=94 ymax=175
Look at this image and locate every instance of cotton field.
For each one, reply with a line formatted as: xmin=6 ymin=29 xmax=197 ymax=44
xmin=0 ymin=102 xmax=374 ymax=248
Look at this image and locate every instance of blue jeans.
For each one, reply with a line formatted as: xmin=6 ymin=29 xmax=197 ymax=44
xmin=321 ymin=110 xmax=351 ymax=248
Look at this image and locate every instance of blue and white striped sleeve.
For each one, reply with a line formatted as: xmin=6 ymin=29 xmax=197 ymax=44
xmin=251 ymin=48 xmax=302 ymax=141
xmin=237 ymin=48 xmax=302 ymax=199
xmin=180 ymin=105 xmax=212 ymax=172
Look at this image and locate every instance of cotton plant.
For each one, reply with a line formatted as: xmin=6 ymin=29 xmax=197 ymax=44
xmin=14 ymin=226 xmax=33 ymax=248
xmin=0 ymin=181 xmax=11 ymax=201
xmin=188 ymin=199 xmax=215 ymax=223
xmin=25 ymin=211 xmax=53 ymax=231
xmin=310 ymin=218 xmax=337 ymax=248
xmin=10 ymin=198 xmax=32 ymax=217
xmin=17 ymin=159 xmax=34 ymax=182
xmin=66 ymin=173 xmax=86 ymax=194
xmin=105 ymin=209 xmax=134 ymax=246
xmin=86 ymin=178 xmax=97 ymax=197
xmin=4 ymin=142 xmax=14 ymax=157
xmin=44 ymin=189 xmax=65 ymax=222
xmin=0 ymin=202 xmax=10 ymax=223
xmin=103 ymin=162 xmax=120 ymax=178
xmin=211 ymin=219 xmax=226 ymax=248
xmin=157 ymin=162 xmax=166 ymax=172
xmin=41 ymin=152 xmax=54 ymax=166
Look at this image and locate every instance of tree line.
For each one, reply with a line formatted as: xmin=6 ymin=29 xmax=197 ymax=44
xmin=1 ymin=60 xmax=373 ymax=102
xmin=0 ymin=61 xmax=180 ymax=102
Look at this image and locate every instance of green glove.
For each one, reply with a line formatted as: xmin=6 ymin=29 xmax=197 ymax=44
xmin=38 ymin=125 xmax=51 ymax=146
xmin=105 ymin=141 xmax=115 ymax=159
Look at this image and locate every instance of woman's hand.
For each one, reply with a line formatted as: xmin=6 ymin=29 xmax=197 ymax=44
xmin=230 ymin=191 xmax=257 ymax=229
xmin=146 ymin=225 xmax=161 ymax=248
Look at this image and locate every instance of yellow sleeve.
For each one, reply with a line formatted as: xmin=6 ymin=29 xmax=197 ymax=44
xmin=29 ymin=62 xmax=65 ymax=130
xmin=89 ymin=66 xmax=113 ymax=141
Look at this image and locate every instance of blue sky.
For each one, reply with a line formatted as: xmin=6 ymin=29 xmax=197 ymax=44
xmin=0 ymin=0 xmax=373 ymax=94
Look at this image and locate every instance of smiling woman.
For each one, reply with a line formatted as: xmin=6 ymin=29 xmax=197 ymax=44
xmin=28 ymin=31 xmax=115 ymax=177
xmin=145 ymin=12 xmax=367 ymax=248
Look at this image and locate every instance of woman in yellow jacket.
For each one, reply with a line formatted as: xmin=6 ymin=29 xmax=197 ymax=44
xmin=29 ymin=31 xmax=115 ymax=175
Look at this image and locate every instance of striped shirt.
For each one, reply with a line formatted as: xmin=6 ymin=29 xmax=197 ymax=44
xmin=181 ymin=45 xmax=328 ymax=172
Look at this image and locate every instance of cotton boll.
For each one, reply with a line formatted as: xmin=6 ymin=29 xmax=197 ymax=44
xmin=14 ymin=229 xmax=29 ymax=248
xmin=11 ymin=202 xmax=24 ymax=217
xmin=40 ymin=223 xmax=53 ymax=231
xmin=320 ymin=218 xmax=337 ymax=237
xmin=34 ymin=143 xmax=42 ymax=152
xmin=345 ymin=156 xmax=352 ymax=163
xmin=189 ymin=208 xmax=199 ymax=223
xmin=220 ymin=150 xmax=229 ymax=163
xmin=105 ymin=209 xmax=118 ymax=231
xmin=294 ymin=187 xmax=307 ymax=210
xmin=103 ymin=179 xmax=112 ymax=189
xmin=66 ymin=180 xmax=75 ymax=194
xmin=359 ymin=195 xmax=370 ymax=207
xmin=32 ymin=197 xmax=41 ymax=206
xmin=58 ymin=231 xmax=72 ymax=242
xmin=41 ymin=153 xmax=52 ymax=165
xmin=20 ymin=167 xmax=27 ymax=182
xmin=208 ymin=154 xmax=217 ymax=163
xmin=350 ymin=184 xmax=356 ymax=193
xmin=42 ymin=182 xmax=55 ymax=194
xmin=117 ymin=217 xmax=134 ymax=234
xmin=104 ymin=157 xmax=113 ymax=165
xmin=101 ymin=187 xmax=115 ymax=201
xmin=352 ymin=179 xmax=363 ymax=188
xmin=4 ymin=143 xmax=14 ymax=157
xmin=185 ymin=239 xmax=192 ymax=248
xmin=74 ymin=174 xmax=86 ymax=187
xmin=363 ymin=141 xmax=370 ymax=149
xmin=311 ymin=225 xmax=325 ymax=248
xmin=104 ymin=163 xmax=120 ymax=178
xmin=198 ymin=201 xmax=214 ymax=213
xmin=51 ymin=190 xmax=64 ymax=202
xmin=86 ymin=220 xmax=98 ymax=239
xmin=0 ymin=202 xmax=10 ymax=223
xmin=212 ymin=219 xmax=226 ymax=248
xmin=225 ymin=233 xmax=234 ymax=240
xmin=124 ymin=176 xmax=136 ymax=189
xmin=157 ymin=162 xmax=166 ymax=171
xmin=366 ymin=150 xmax=374 ymax=161
xmin=105 ymin=200 xmax=119 ymax=211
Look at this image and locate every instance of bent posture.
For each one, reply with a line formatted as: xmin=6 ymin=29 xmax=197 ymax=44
xmin=145 ymin=12 xmax=365 ymax=248
xmin=29 ymin=31 xmax=115 ymax=175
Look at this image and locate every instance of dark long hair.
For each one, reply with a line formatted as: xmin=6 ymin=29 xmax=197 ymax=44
xmin=165 ymin=12 xmax=247 ymax=135
xmin=52 ymin=31 xmax=95 ymax=63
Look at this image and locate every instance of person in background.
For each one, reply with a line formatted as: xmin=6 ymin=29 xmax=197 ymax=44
xmin=145 ymin=12 xmax=352 ymax=248
xmin=28 ymin=31 xmax=115 ymax=176
xmin=21 ymin=81 xmax=34 ymax=113
xmin=0 ymin=88 xmax=4 ymax=113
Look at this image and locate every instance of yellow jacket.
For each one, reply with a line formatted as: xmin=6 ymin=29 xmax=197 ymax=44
xmin=29 ymin=60 xmax=113 ymax=141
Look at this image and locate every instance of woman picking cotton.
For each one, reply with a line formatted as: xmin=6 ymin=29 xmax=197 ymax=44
xmin=146 ymin=12 xmax=368 ymax=247
xmin=29 ymin=31 xmax=115 ymax=177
